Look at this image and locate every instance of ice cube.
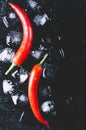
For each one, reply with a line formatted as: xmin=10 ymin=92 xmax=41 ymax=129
xmin=2 ymin=8 xmax=19 ymax=27
xmin=2 ymin=16 xmax=9 ymax=28
xmin=41 ymin=100 xmax=54 ymax=113
xmin=39 ymin=85 xmax=52 ymax=97
xmin=27 ymin=0 xmax=39 ymax=11
xmin=0 ymin=48 xmax=15 ymax=63
xmin=38 ymin=44 xmax=47 ymax=51
xmin=11 ymin=94 xmax=19 ymax=105
xmin=19 ymin=111 xmax=25 ymax=122
xmin=31 ymin=50 xmax=42 ymax=59
xmin=2 ymin=12 xmax=17 ymax=28
xmin=8 ymin=12 xmax=16 ymax=19
xmin=20 ymin=68 xmax=29 ymax=83
xmin=11 ymin=70 xmax=19 ymax=79
xmin=33 ymin=13 xmax=49 ymax=26
xmin=2 ymin=80 xmax=14 ymax=94
xmin=11 ymin=67 xmax=29 ymax=84
xmin=18 ymin=94 xmax=28 ymax=104
xmin=43 ymin=64 xmax=58 ymax=79
xmin=31 ymin=45 xmax=47 ymax=59
xmin=6 ymin=31 xmax=22 ymax=47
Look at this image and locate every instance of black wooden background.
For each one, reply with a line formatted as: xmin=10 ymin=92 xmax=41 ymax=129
xmin=0 ymin=0 xmax=86 ymax=130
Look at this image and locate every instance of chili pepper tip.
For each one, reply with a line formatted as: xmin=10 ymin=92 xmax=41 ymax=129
xmin=5 ymin=62 xmax=16 ymax=75
xmin=39 ymin=53 xmax=48 ymax=66
xmin=46 ymin=122 xmax=50 ymax=128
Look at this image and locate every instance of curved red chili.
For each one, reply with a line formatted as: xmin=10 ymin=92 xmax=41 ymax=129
xmin=5 ymin=3 xmax=33 ymax=75
xmin=28 ymin=53 xmax=49 ymax=128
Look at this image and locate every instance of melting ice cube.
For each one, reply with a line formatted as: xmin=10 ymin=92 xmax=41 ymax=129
xmin=41 ymin=100 xmax=54 ymax=113
xmin=2 ymin=80 xmax=14 ymax=94
xmin=33 ymin=13 xmax=49 ymax=26
xmin=0 ymin=48 xmax=15 ymax=63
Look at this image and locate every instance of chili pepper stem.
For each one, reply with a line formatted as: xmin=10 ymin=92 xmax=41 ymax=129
xmin=39 ymin=53 xmax=48 ymax=66
xmin=5 ymin=62 xmax=16 ymax=75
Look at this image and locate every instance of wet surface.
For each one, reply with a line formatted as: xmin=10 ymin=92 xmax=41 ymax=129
xmin=0 ymin=0 xmax=86 ymax=130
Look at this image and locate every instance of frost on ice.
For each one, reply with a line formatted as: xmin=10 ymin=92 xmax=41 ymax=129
xmin=6 ymin=31 xmax=22 ymax=47
xmin=33 ymin=14 xmax=49 ymax=26
xmin=2 ymin=80 xmax=14 ymax=94
xmin=41 ymin=100 xmax=54 ymax=113
xmin=0 ymin=48 xmax=15 ymax=63
xmin=11 ymin=67 xmax=29 ymax=84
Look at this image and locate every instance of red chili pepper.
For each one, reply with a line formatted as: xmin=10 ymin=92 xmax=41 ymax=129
xmin=28 ymin=53 xmax=49 ymax=128
xmin=5 ymin=3 xmax=33 ymax=75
